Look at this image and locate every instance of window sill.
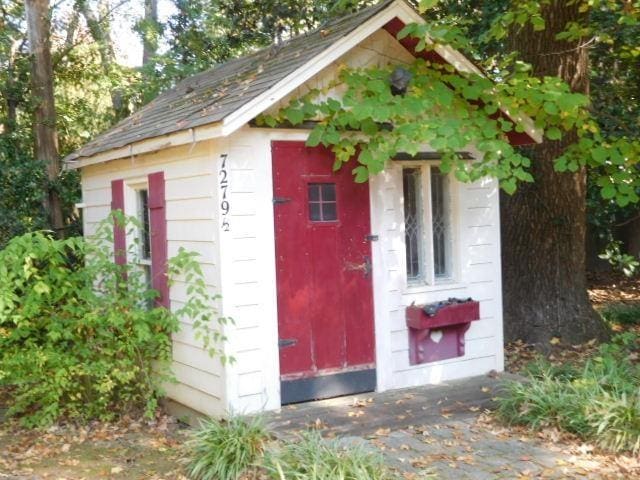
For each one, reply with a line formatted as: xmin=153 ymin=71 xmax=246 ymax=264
xmin=404 ymin=281 xmax=468 ymax=295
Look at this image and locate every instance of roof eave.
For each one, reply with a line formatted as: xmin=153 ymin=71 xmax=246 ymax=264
xmin=64 ymin=122 xmax=223 ymax=170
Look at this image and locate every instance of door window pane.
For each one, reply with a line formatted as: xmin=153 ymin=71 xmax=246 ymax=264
xmin=308 ymin=183 xmax=337 ymax=222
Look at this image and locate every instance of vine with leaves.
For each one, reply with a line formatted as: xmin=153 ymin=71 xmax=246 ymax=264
xmin=258 ymin=1 xmax=640 ymax=207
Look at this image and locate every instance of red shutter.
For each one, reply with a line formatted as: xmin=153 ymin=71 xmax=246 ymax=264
xmin=148 ymin=171 xmax=169 ymax=308
xmin=110 ymin=179 xmax=127 ymax=266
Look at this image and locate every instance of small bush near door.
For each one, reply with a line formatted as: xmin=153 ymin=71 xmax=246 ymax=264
xmin=186 ymin=416 xmax=269 ymax=480
xmin=263 ymin=432 xmax=395 ymax=480
xmin=497 ymin=333 xmax=640 ymax=454
xmin=185 ymin=418 xmax=398 ymax=480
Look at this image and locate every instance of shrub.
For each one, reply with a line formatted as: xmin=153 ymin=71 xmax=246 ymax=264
xmin=600 ymin=302 xmax=640 ymax=326
xmin=599 ymin=240 xmax=639 ymax=277
xmin=186 ymin=416 xmax=269 ymax=480
xmin=263 ymin=431 xmax=395 ymax=480
xmin=497 ymin=334 xmax=640 ymax=453
xmin=0 ymin=214 xmax=228 ymax=427
xmin=587 ymin=391 xmax=640 ymax=454
xmin=496 ymin=371 xmax=593 ymax=437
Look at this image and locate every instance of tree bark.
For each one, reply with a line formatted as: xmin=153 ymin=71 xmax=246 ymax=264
xmin=76 ymin=0 xmax=127 ymax=118
xmin=501 ymin=0 xmax=609 ymax=348
xmin=25 ymin=0 xmax=64 ymax=233
xmin=64 ymin=10 xmax=80 ymax=50
xmin=142 ymin=0 xmax=158 ymax=65
xmin=3 ymin=39 xmax=20 ymax=136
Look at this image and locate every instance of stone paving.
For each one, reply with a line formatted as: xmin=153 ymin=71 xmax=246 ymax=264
xmin=268 ymin=374 xmax=630 ymax=479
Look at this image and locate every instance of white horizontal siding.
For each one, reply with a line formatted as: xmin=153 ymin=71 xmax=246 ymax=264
xmin=370 ymin=161 xmax=504 ymax=392
xmin=267 ymin=29 xmax=415 ymax=115
xmin=80 ymin=140 xmax=225 ymax=416
xmin=214 ymin=136 xmax=282 ymax=413
xmin=389 ymin=355 xmax=498 ymax=389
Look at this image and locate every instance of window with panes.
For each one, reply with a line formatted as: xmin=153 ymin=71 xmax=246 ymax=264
xmin=402 ymin=166 xmax=453 ymax=284
xmin=136 ymin=188 xmax=152 ymax=289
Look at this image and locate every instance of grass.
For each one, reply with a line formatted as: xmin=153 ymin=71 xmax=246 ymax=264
xmin=599 ymin=302 xmax=640 ymax=326
xmin=185 ymin=418 xmax=397 ymax=480
xmin=185 ymin=415 xmax=269 ymax=480
xmin=263 ymin=431 xmax=396 ymax=480
xmin=497 ymin=333 xmax=640 ymax=454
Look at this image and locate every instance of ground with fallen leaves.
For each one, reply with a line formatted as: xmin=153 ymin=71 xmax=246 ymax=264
xmin=0 ymin=415 xmax=190 ymax=479
xmin=2 ymin=272 xmax=639 ymax=479
xmin=506 ymin=272 xmax=640 ymax=373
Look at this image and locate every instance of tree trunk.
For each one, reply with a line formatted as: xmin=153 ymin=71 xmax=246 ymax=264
xmin=76 ymin=0 xmax=127 ymax=118
xmin=3 ymin=39 xmax=20 ymax=136
xmin=64 ymin=10 xmax=80 ymax=49
xmin=25 ymin=0 xmax=64 ymax=234
xmin=501 ymin=0 xmax=609 ymax=348
xmin=142 ymin=0 xmax=158 ymax=65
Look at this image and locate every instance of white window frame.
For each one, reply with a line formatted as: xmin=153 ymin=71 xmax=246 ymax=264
xmin=124 ymin=179 xmax=153 ymax=289
xmin=400 ymin=162 xmax=457 ymax=287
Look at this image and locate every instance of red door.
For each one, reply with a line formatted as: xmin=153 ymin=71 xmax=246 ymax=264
xmin=272 ymin=141 xmax=376 ymax=404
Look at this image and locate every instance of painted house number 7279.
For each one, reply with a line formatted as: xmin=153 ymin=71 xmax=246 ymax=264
xmin=219 ymin=154 xmax=230 ymax=232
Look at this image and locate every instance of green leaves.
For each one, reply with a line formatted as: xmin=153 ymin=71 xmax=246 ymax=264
xmin=284 ymin=107 xmax=305 ymax=125
xmin=418 ymin=0 xmax=440 ymax=13
xmin=353 ymin=166 xmax=370 ymax=183
xmin=307 ymin=125 xmax=325 ymax=147
xmin=0 ymin=216 xmax=230 ymax=427
xmin=258 ymin=18 xmax=640 ymax=204
xmin=546 ymin=127 xmax=562 ymax=140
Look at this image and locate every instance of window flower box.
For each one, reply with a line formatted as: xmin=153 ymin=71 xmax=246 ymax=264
xmin=406 ymin=299 xmax=480 ymax=365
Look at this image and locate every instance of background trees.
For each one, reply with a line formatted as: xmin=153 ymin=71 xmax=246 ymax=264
xmin=25 ymin=0 xmax=64 ymax=234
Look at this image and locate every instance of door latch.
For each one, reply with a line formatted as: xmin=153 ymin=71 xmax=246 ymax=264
xmin=345 ymin=256 xmax=372 ymax=278
xmin=363 ymin=255 xmax=372 ymax=278
xmin=273 ymin=197 xmax=292 ymax=205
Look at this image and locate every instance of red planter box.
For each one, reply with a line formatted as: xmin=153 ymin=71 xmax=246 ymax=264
xmin=406 ymin=300 xmax=480 ymax=365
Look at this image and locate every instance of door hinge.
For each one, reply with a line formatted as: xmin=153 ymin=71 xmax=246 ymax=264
xmin=278 ymin=338 xmax=298 ymax=349
xmin=273 ymin=197 xmax=292 ymax=205
xmin=366 ymin=234 xmax=379 ymax=242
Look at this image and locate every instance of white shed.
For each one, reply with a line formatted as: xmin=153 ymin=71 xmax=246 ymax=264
xmin=67 ymin=0 xmax=539 ymax=417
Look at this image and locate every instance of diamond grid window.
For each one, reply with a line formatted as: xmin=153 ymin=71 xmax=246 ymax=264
xmin=403 ymin=168 xmax=423 ymax=281
xmin=308 ymin=183 xmax=337 ymax=222
xmin=431 ymin=167 xmax=451 ymax=278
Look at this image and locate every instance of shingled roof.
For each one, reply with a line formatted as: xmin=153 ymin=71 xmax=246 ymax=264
xmin=66 ymin=0 xmax=398 ymax=163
